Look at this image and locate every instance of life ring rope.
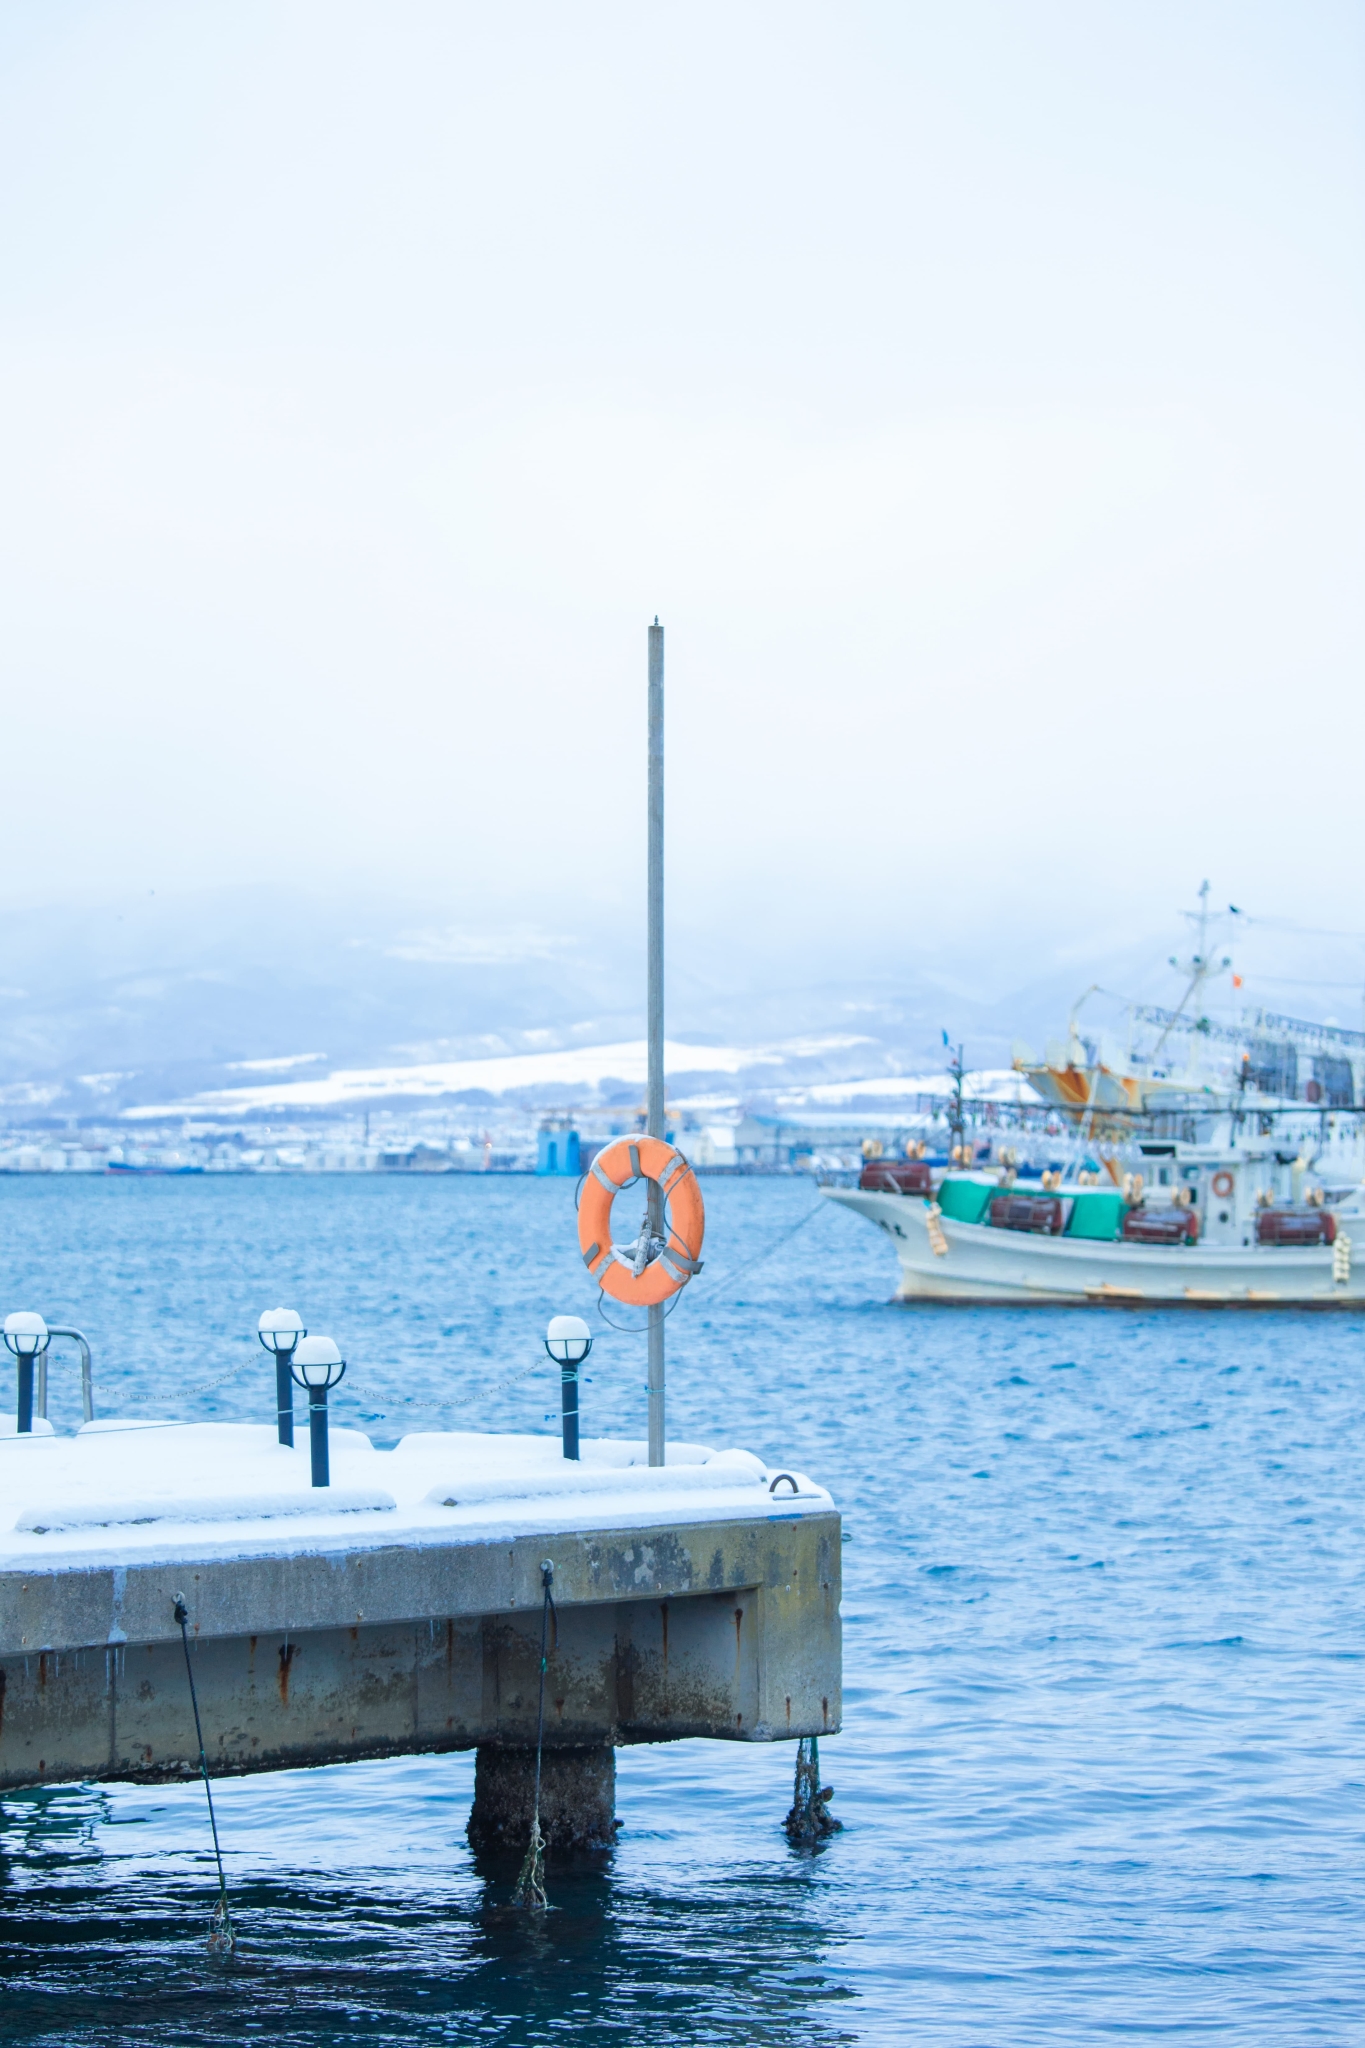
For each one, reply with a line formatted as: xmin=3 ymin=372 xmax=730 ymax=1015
xmin=1211 ymin=1170 xmax=1235 ymax=1199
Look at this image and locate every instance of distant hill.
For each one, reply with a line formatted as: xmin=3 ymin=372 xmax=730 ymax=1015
xmin=0 ymin=884 xmax=1338 ymax=1125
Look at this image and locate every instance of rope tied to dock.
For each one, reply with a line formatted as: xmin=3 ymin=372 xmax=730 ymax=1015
xmin=172 ymin=1593 xmax=235 ymax=1954
xmin=784 ymin=1735 xmax=841 ymax=1845
xmin=512 ymin=1559 xmax=556 ymax=1911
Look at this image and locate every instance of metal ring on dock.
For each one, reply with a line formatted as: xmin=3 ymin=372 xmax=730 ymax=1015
xmin=768 ymin=1473 xmax=800 ymax=1495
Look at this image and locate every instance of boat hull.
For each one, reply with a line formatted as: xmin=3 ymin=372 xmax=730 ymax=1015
xmin=822 ymin=1187 xmax=1365 ymax=1306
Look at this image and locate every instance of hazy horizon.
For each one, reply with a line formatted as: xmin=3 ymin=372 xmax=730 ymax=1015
xmin=0 ymin=876 xmax=1363 ymax=1124
xmin=0 ymin=3 xmax=1361 ymax=1100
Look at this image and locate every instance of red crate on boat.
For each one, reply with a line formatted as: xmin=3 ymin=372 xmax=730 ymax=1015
xmin=1255 ymin=1208 xmax=1336 ymax=1246
xmin=859 ymin=1160 xmax=934 ymax=1194
xmin=1122 ymin=1207 xmax=1199 ymax=1244
xmin=988 ymin=1194 xmax=1064 ymax=1234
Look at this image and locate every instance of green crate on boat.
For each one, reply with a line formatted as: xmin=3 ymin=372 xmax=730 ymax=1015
xmin=935 ymin=1177 xmax=995 ymax=1225
xmin=1064 ymin=1190 xmax=1126 ymax=1240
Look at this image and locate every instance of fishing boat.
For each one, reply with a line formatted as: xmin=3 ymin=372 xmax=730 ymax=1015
xmin=825 ymin=1144 xmax=1365 ymax=1305
xmin=823 ymin=894 xmax=1365 ymax=1306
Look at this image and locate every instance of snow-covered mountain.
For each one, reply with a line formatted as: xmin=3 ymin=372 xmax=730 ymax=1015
xmin=0 ymin=884 xmax=1331 ymax=1126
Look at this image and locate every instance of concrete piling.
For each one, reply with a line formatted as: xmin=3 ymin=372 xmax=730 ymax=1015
xmin=468 ymin=1744 xmax=617 ymax=1858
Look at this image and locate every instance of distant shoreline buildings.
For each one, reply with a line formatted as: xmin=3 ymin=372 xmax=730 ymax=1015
xmin=0 ymin=1075 xmax=1038 ymax=1178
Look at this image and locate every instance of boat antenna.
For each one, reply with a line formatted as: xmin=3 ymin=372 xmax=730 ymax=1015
xmin=1151 ymin=880 xmax=1232 ymax=1060
xmin=1067 ymin=984 xmax=1101 ymax=1057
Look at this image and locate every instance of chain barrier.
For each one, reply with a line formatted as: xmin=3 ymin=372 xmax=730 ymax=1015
xmin=42 ymin=1347 xmax=259 ymax=1409
xmin=41 ymin=1346 xmax=553 ymax=1424
xmin=4 ymin=1350 xmax=261 ymax=1440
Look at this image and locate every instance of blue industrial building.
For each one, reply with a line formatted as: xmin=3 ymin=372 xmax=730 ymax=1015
xmin=536 ymin=1126 xmax=581 ymax=1175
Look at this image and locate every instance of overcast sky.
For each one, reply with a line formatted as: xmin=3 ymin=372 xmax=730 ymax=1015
xmin=1 ymin=2 xmax=1361 ymax=980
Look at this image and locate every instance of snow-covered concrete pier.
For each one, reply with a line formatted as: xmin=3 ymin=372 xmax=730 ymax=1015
xmin=0 ymin=1421 xmax=840 ymax=1848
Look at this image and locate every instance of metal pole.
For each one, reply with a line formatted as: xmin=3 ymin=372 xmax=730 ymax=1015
xmin=15 ymin=1354 xmax=33 ymax=1434
xmin=308 ymin=1389 xmax=330 ymax=1487
xmin=276 ymin=1350 xmax=296 ymax=1446
xmin=647 ymin=617 xmax=665 ymax=1467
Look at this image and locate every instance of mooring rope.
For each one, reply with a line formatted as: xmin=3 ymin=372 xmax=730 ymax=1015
xmin=783 ymin=1733 xmax=841 ymax=1845
xmin=512 ymin=1559 xmax=555 ymax=1910
xmin=172 ymin=1593 xmax=235 ymax=1954
xmin=715 ymin=1199 xmax=831 ymax=1299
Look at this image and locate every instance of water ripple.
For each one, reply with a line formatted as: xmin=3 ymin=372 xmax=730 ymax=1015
xmin=0 ymin=1175 xmax=1362 ymax=2041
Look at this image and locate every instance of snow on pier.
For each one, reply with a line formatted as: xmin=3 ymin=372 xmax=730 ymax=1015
xmin=0 ymin=1421 xmax=827 ymax=1567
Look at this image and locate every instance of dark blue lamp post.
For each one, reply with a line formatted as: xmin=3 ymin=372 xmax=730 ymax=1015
xmin=290 ymin=1335 xmax=345 ymax=1486
xmin=4 ymin=1313 xmax=49 ymax=1435
xmin=545 ymin=1315 xmax=592 ymax=1460
xmin=258 ymin=1308 xmax=305 ymax=1445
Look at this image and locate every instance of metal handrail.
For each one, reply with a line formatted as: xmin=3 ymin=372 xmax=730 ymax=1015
xmin=40 ymin=1326 xmax=94 ymax=1424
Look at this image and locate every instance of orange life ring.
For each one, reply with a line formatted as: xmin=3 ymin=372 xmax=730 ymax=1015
xmin=577 ymin=1136 xmax=705 ymax=1306
xmin=1211 ymin=1170 xmax=1235 ymax=1199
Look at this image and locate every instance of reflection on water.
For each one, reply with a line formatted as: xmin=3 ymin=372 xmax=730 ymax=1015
xmin=0 ymin=1770 xmax=853 ymax=2046
xmin=1 ymin=1175 xmax=1365 ymax=2042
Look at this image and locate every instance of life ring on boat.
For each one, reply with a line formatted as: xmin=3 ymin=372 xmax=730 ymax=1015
xmin=1211 ymin=1170 xmax=1235 ymax=1199
xmin=577 ymin=1136 xmax=705 ymax=1306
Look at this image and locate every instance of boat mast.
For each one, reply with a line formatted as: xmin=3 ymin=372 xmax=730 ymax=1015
xmin=1152 ymin=879 xmax=1229 ymax=1066
xmin=943 ymin=1040 xmax=966 ymax=1162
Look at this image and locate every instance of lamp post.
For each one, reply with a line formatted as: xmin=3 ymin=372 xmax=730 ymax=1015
xmin=290 ymin=1335 xmax=345 ymax=1487
xmin=544 ymin=1314 xmax=592 ymax=1461
xmin=3 ymin=1313 xmax=50 ymax=1435
xmin=258 ymin=1308 xmax=306 ymax=1446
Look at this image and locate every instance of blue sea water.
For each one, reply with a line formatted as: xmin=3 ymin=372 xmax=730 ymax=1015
xmin=0 ymin=1172 xmax=1362 ymax=2045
